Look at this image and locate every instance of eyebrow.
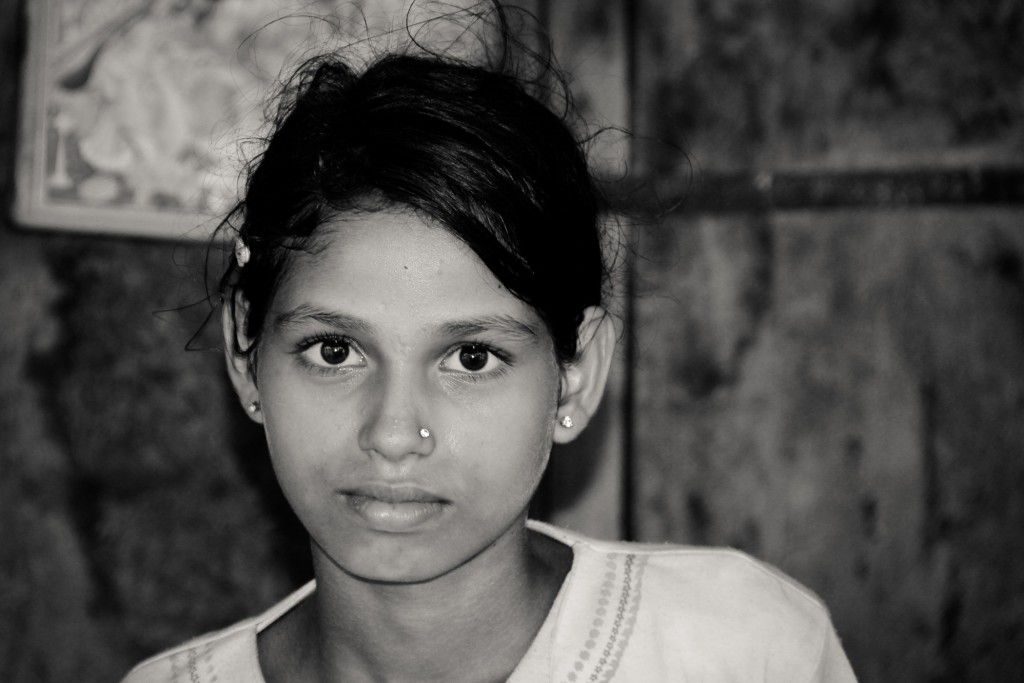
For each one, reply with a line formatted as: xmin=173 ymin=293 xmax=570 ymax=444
xmin=440 ymin=315 xmax=540 ymax=343
xmin=272 ymin=305 xmax=375 ymax=335
xmin=273 ymin=306 xmax=539 ymax=343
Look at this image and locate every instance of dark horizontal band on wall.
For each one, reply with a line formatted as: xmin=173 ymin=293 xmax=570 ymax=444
xmin=632 ymin=167 xmax=1024 ymax=212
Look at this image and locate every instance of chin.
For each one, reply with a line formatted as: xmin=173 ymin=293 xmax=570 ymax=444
xmin=316 ymin=533 xmax=470 ymax=585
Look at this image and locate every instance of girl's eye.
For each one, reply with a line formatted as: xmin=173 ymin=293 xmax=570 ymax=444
xmin=444 ymin=343 xmax=502 ymax=374
xmin=320 ymin=340 xmax=350 ymax=364
xmin=300 ymin=337 xmax=365 ymax=369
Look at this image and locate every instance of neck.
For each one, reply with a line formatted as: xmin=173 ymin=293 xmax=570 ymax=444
xmin=304 ymin=522 xmax=571 ymax=683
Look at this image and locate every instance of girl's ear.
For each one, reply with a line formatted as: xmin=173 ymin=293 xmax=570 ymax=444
xmin=221 ymin=294 xmax=263 ymax=424
xmin=554 ymin=306 xmax=618 ymax=444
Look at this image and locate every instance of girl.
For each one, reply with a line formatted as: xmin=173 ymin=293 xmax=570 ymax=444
xmin=123 ymin=14 xmax=857 ymax=683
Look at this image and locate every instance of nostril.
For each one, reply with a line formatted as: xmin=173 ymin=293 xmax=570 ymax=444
xmin=359 ymin=417 xmax=435 ymax=461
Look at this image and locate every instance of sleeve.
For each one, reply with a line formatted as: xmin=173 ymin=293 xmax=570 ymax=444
xmin=119 ymin=657 xmax=172 ymax=683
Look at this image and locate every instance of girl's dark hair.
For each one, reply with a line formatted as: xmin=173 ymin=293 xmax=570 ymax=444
xmin=219 ymin=12 xmax=608 ymax=366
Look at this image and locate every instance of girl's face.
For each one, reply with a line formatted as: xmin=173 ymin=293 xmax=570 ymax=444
xmin=248 ymin=211 xmax=563 ymax=583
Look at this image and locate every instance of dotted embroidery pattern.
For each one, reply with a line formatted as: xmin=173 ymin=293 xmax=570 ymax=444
xmin=561 ymin=553 xmax=646 ymax=683
xmin=169 ymin=644 xmax=218 ymax=683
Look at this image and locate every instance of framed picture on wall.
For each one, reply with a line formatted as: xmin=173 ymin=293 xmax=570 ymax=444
xmin=13 ymin=0 xmax=404 ymax=240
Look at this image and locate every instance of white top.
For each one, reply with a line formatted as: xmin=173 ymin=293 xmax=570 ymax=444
xmin=122 ymin=521 xmax=857 ymax=682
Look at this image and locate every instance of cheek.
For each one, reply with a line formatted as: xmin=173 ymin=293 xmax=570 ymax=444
xmin=263 ymin=419 xmax=322 ymax=500
xmin=453 ymin=374 xmax=559 ymax=488
xmin=259 ymin=378 xmax=345 ymax=497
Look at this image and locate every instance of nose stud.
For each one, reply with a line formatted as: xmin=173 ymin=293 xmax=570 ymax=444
xmin=419 ymin=428 xmax=430 ymax=438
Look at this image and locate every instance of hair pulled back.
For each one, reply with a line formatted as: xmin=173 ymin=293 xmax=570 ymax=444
xmin=220 ymin=17 xmax=607 ymax=366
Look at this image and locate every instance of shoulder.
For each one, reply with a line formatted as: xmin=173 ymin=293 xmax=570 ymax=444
xmin=530 ymin=521 xmax=856 ymax=682
xmin=119 ymin=581 xmax=316 ymax=683
xmin=533 ymin=520 xmax=830 ymax=627
xmin=119 ymin=621 xmax=259 ymax=683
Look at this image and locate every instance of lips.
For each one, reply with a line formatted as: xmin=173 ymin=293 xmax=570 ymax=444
xmin=339 ymin=483 xmax=451 ymax=532
xmin=343 ymin=483 xmax=447 ymax=504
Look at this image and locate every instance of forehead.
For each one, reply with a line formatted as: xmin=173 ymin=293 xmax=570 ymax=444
xmin=271 ymin=211 xmax=541 ymax=331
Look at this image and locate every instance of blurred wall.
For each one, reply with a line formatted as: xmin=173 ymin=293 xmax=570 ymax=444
xmin=0 ymin=1 xmax=306 ymax=679
xmin=2 ymin=1 xmax=1023 ymax=682
xmin=628 ymin=1 xmax=1024 ymax=682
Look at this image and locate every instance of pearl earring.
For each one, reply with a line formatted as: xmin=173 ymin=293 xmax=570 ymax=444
xmin=247 ymin=400 xmax=260 ymax=415
xmin=234 ymin=237 xmax=251 ymax=267
xmin=560 ymin=415 xmax=573 ymax=429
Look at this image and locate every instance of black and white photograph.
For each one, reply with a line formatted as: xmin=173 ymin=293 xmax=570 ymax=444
xmin=1 ymin=1 xmax=1022 ymax=681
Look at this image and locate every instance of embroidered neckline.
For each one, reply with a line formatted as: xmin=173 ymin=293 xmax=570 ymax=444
xmin=560 ymin=552 xmax=646 ymax=682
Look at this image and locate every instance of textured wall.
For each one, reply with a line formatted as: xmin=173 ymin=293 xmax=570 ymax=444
xmin=633 ymin=209 xmax=1024 ymax=681
xmin=630 ymin=0 xmax=1024 ymax=681
xmin=633 ymin=0 xmax=1024 ymax=176
xmin=0 ymin=1 xmax=305 ymax=679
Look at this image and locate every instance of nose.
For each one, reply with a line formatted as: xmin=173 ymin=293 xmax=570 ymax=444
xmin=357 ymin=367 xmax=434 ymax=462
